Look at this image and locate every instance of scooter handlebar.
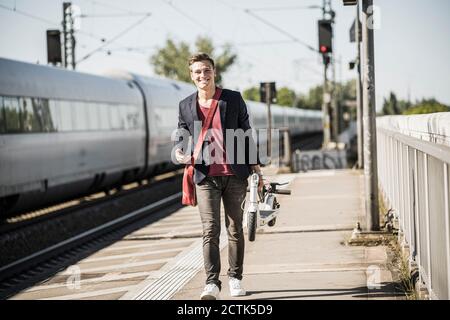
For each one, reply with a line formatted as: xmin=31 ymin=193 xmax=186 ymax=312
xmin=275 ymin=189 xmax=291 ymax=195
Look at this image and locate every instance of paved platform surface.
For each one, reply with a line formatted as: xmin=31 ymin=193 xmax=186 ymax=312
xmin=11 ymin=169 xmax=401 ymax=300
xmin=172 ymin=169 xmax=402 ymax=300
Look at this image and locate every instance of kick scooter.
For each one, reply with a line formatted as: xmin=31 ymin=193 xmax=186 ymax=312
xmin=246 ymin=173 xmax=291 ymax=242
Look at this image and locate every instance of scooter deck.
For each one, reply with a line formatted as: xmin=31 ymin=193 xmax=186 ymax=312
xmin=259 ymin=209 xmax=277 ymax=227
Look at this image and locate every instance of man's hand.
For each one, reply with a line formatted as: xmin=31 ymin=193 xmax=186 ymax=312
xmin=175 ymin=149 xmax=191 ymax=164
xmin=257 ymin=174 xmax=264 ymax=194
xmin=251 ymin=165 xmax=264 ymax=194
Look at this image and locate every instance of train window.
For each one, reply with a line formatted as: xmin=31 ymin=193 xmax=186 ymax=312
xmin=87 ymin=102 xmax=99 ymax=131
xmin=73 ymin=101 xmax=89 ymax=131
xmin=42 ymin=99 xmax=55 ymax=132
xmin=49 ymin=100 xmax=61 ymax=132
xmin=129 ymin=105 xmax=141 ymax=129
xmin=0 ymin=97 xmax=141 ymax=133
xmin=21 ymin=97 xmax=39 ymax=132
xmin=0 ymin=97 xmax=5 ymax=133
xmin=117 ymin=105 xmax=127 ymax=130
xmin=122 ymin=105 xmax=135 ymax=130
xmin=32 ymin=98 xmax=54 ymax=132
xmin=98 ymin=103 xmax=110 ymax=130
xmin=59 ymin=100 xmax=73 ymax=131
xmin=109 ymin=104 xmax=121 ymax=130
xmin=4 ymin=97 xmax=22 ymax=133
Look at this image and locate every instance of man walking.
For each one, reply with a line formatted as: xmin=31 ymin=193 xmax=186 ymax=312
xmin=175 ymin=53 xmax=263 ymax=300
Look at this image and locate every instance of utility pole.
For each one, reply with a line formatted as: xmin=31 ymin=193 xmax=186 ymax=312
xmin=328 ymin=0 xmax=339 ymax=143
xmin=355 ymin=2 xmax=364 ymax=169
xmin=319 ymin=0 xmax=334 ymax=149
xmin=343 ymin=0 xmax=378 ymax=231
xmin=322 ymin=59 xmax=331 ymax=148
xmin=265 ymin=82 xmax=272 ymax=160
xmin=331 ymin=53 xmax=338 ymax=141
xmin=361 ymin=0 xmax=379 ymax=231
xmin=62 ymin=2 xmax=76 ymax=69
xmin=260 ymin=82 xmax=276 ymax=163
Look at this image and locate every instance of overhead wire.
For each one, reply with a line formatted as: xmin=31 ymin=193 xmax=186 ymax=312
xmin=77 ymin=13 xmax=151 ymax=64
xmin=244 ymin=9 xmax=318 ymax=54
xmin=0 ymin=3 xmax=106 ymax=42
xmin=158 ymin=0 xmax=268 ymax=80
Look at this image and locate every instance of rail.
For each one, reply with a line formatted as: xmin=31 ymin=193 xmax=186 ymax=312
xmin=377 ymin=126 xmax=450 ymax=300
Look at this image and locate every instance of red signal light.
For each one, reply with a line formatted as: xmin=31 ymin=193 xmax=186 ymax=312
xmin=320 ymin=45 xmax=328 ymax=53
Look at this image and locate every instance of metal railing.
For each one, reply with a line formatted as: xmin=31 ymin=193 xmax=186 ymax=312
xmin=377 ymin=126 xmax=450 ymax=300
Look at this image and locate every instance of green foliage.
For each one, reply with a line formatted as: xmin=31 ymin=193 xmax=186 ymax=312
xmin=382 ymin=92 xmax=411 ymax=115
xmin=276 ymin=87 xmax=296 ymax=107
xmin=242 ymin=87 xmax=259 ymax=102
xmin=380 ymin=93 xmax=449 ymax=116
xmin=402 ymin=99 xmax=450 ymax=115
xmin=150 ymin=36 xmax=236 ymax=84
xmin=242 ymin=79 xmax=357 ymax=111
xmin=296 ymin=85 xmax=323 ymax=110
xmin=339 ymin=79 xmax=357 ymax=101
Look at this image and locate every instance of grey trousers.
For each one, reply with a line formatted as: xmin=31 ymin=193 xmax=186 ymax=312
xmin=195 ymin=175 xmax=248 ymax=289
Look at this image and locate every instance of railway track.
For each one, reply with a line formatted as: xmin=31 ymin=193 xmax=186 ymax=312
xmin=0 ymin=175 xmax=185 ymax=299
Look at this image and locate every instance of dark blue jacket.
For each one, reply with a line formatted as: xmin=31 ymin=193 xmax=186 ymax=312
xmin=177 ymin=88 xmax=260 ymax=184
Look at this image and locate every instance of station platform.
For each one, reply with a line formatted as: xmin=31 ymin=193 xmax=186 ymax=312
xmin=170 ymin=169 xmax=400 ymax=300
xmin=9 ymin=169 xmax=401 ymax=300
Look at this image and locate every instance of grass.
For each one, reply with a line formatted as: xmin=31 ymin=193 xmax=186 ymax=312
xmin=378 ymin=190 xmax=420 ymax=299
xmin=386 ymin=239 xmax=420 ymax=300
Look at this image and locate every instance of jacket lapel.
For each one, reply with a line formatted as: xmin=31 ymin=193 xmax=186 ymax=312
xmin=219 ymin=99 xmax=227 ymax=131
xmin=189 ymin=93 xmax=199 ymax=122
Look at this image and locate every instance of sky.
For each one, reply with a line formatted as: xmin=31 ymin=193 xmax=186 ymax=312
xmin=1 ymin=0 xmax=449 ymax=111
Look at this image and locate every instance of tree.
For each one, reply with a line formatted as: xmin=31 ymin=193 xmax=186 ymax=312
xmin=382 ymin=92 xmax=412 ymax=115
xmin=403 ymin=99 xmax=450 ymax=115
xmin=243 ymin=87 xmax=259 ymax=102
xmin=382 ymin=92 xmax=396 ymax=115
xmin=296 ymin=85 xmax=323 ymax=110
xmin=277 ymin=87 xmax=296 ymax=107
xmin=151 ymin=39 xmax=190 ymax=82
xmin=242 ymin=86 xmax=296 ymax=107
xmin=150 ymin=36 xmax=236 ymax=84
xmin=242 ymin=79 xmax=356 ymax=111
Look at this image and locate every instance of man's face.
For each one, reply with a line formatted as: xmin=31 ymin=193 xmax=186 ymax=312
xmin=190 ymin=61 xmax=215 ymax=90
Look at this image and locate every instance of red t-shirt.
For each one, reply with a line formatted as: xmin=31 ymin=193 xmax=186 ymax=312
xmin=197 ymin=102 xmax=234 ymax=176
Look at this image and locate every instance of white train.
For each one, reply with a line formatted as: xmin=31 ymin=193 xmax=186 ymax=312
xmin=0 ymin=57 xmax=322 ymax=216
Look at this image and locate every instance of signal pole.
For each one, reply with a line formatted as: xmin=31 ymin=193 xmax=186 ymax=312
xmin=343 ymin=0 xmax=379 ymax=231
xmin=322 ymin=58 xmax=331 ymax=148
xmin=265 ymin=82 xmax=272 ymax=160
xmin=329 ymin=1 xmax=339 ymax=143
xmin=355 ymin=1 xmax=364 ymax=169
xmin=320 ymin=0 xmax=334 ymax=149
xmin=319 ymin=0 xmax=338 ymax=148
xmin=260 ymin=82 xmax=276 ymax=163
xmin=361 ymin=0 xmax=379 ymax=231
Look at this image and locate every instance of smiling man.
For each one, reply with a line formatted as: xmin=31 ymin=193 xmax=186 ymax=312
xmin=175 ymin=53 xmax=263 ymax=300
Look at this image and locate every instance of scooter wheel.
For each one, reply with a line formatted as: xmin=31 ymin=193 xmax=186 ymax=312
xmin=248 ymin=211 xmax=257 ymax=242
xmin=268 ymin=217 xmax=276 ymax=227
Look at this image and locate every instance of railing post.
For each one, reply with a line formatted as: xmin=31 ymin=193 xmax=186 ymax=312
xmin=414 ymin=149 xmax=423 ymax=285
xmin=444 ymin=163 xmax=450 ymax=299
xmin=406 ymin=146 xmax=413 ymax=256
xmin=424 ymin=153 xmax=432 ymax=295
xmin=399 ymin=142 xmax=405 ymax=237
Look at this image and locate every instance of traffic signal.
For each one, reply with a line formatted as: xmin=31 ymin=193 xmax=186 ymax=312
xmin=349 ymin=60 xmax=356 ymax=70
xmin=46 ymin=29 xmax=62 ymax=65
xmin=260 ymin=82 xmax=277 ymax=104
xmin=318 ymin=20 xmax=333 ymax=54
